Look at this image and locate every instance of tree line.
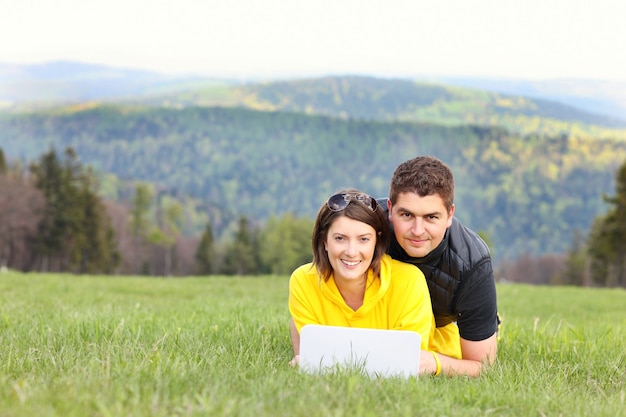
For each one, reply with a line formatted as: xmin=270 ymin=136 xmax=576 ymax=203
xmin=0 ymin=147 xmax=117 ymax=273
xmin=495 ymin=155 xmax=626 ymax=287
xmin=0 ymin=147 xmax=314 ymax=276
xmin=2 ymin=105 xmax=626 ymax=265
xmin=1 ymin=146 xmax=624 ymax=287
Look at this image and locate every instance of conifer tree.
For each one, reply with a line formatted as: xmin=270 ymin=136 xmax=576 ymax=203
xmin=30 ymin=148 xmax=119 ymax=273
xmin=221 ymin=216 xmax=258 ymax=275
xmin=587 ymin=159 xmax=626 ymax=287
xmin=195 ymin=222 xmax=215 ymax=274
xmin=129 ymin=183 xmax=154 ymax=274
xmin=71 ymin=167 xmax=120 ymax=273
xmin=0 ymin=148 xmax=7 ymax=175
xmin=161 ymin=199 xmax=183 ymax=275
xmin=30 ymin=148 xmax=71 ymax=270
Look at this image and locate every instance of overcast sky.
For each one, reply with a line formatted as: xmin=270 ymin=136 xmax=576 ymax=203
xmin=2 ymin=0 xmax=625 ymax=80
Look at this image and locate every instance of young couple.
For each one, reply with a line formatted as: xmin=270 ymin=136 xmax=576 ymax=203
xmin=288 ymin=156 xmax=499 ymax=377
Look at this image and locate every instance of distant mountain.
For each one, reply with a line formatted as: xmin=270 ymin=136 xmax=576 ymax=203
xmin=2 ymin=61 xmax=625 ymax=136
xmin=432 ymin=76 xmax=626 ymax=122
xmin=160 ymin=75 xmax=626 ymax=131
xmin=119 ymin=75 xmax=626 ymax=143
xmin=0 ymin=61 xmax=233 ymax=106
xmin=2 ymin=62 xmax=626 ymax=264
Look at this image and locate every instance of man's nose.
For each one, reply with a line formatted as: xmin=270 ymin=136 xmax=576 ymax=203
xmin=411 ymin=218 xmax=425 ymax=235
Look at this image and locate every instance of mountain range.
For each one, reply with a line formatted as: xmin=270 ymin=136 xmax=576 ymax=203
xmin=1 ymin=61 xmax=625 ymax=265
xmin=2 ymin=61 xmax=625 ymax=125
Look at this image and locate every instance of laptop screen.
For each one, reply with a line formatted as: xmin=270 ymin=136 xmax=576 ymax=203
xmin=299 ymin=324 xmax=422 ymax=378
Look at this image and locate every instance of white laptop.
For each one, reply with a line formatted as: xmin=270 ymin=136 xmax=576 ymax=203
xmin=299 ymin=324 xmax=422 ymax=378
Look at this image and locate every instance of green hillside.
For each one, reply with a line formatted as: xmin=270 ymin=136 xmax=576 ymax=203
xmin=1 ymin=103 xmax=625 ymax=263
xmin=137 ymin=76 xmax=626 ymax=139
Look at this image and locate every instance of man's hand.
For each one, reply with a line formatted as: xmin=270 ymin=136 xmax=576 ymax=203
xmin=420 ymin=333 xmax=497 ymax=376
xmin=419 ymin=350 xmax=438 ymax=375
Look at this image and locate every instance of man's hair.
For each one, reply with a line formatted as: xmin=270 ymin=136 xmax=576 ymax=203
xmin=312 ymin=189 xmax=390 ymax=282
xmin=388 ymin=156 xmax=455 ymax=211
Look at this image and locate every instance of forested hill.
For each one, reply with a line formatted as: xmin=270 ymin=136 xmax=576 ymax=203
xmin=4 ymin=64 xmax=626 ymax=138
xmin=139 ymin=76 xmax=626 ymax=138
xmin=1 ymin=104 xmax=625 ymax=263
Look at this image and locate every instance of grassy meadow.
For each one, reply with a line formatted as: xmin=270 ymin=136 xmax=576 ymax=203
xmin=0 ymin=271 xmax=624 ymax=417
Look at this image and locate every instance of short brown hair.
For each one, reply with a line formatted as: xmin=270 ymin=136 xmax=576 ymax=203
xmin=311 ymin=189 xmax=390 ymax=281
xmin=389 ymin=156 xmax=455 ymax=211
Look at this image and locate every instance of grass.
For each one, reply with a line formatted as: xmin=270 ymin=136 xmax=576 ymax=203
xmin=0 ymin=272 xmax=624 ymax=417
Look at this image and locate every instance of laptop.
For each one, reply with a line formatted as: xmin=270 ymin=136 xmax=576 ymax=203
xmin=299 ymin=324 xmax=422 ymax=378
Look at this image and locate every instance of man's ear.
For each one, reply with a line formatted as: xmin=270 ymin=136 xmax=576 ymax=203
xmin=387 ymin=199 xmax=393 ymax=221
xmin=447 ymin=204 xmax=455 ymax=227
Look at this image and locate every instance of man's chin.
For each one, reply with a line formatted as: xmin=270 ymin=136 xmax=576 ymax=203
xmin=403 ymin=245 xmax=429 ymax=258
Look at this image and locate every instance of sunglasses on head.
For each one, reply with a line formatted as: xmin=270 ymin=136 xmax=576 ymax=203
xmin=326 ymin=192 xmax=378 ymax=212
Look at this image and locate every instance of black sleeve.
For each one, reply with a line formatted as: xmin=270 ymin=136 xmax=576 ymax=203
xmin=455 ymin=259 xmax=499 ymax=341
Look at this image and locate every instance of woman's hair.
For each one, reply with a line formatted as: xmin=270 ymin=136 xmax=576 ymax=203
xmin=311 ymin=188 xmax=390 ymax=281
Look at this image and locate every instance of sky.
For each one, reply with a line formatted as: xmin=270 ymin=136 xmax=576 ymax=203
xmin=2 ymin=0 xmax=626 ymax=81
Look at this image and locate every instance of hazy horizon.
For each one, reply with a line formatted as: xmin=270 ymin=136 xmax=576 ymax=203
xmin=2 ymin=0 xmax=626 ymax=82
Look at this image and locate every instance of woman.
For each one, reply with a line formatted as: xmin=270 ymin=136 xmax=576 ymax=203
xmin=289 ymin=189 xmax=450 ymax=375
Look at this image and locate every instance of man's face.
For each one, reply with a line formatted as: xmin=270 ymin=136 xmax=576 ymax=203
xmin=387 ymin=192 xmax=454 ymax=258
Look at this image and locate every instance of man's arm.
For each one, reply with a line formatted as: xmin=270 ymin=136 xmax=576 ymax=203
xmin=445 ymin=256 xmax=499 ymax=376
xmin=422 ymin=333 xmax=497 ymax=376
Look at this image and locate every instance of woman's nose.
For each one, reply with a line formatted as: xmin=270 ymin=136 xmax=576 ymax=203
xmin=344 ymin=241 xmax=358 ymax=256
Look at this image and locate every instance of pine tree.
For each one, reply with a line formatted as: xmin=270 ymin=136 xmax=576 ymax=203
xmin=129 ymin=183 xmax=154 ymax=274
xmin=0 ymin=148 xmax=7 ymax=175
xmin=30 ymin=148 xmax=119 ymax=273
xmin=195 ymin=222 xmax=215 ymax=274
xmin=71 ymin=168 xmax=120 ymax=273
xmin=30 ymin=148 xmax=71 ymax=270
xmin=161 ymin=199 xmax=183 ymax=275
xmin=221 ymin=216 xmax=258 ymax=275
xmin=587 ymin=159 xmax=626 ymax=287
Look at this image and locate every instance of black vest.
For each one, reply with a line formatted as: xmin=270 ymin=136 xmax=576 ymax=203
xmin=387 ymin=217 xmax=491 ymax=328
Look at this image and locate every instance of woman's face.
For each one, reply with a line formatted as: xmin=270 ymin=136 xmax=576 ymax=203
xmin=324 ymin=215 xmax=377 ymax=283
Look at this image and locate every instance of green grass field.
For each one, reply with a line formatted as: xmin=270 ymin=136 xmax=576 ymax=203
xmin=1 ymin=272 xmax=624 ymax=417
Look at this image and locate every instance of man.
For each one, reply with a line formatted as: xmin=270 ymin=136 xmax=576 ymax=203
xmin=381 ymin=155 xmax=499 ymax=376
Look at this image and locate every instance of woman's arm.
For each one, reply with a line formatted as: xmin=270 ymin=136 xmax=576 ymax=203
xmin=289 ymin=318 xmax=300 ymax=366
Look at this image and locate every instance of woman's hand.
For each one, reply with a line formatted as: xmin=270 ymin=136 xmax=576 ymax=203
xmin=289 ymin=355 xmax=300 ymax=367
